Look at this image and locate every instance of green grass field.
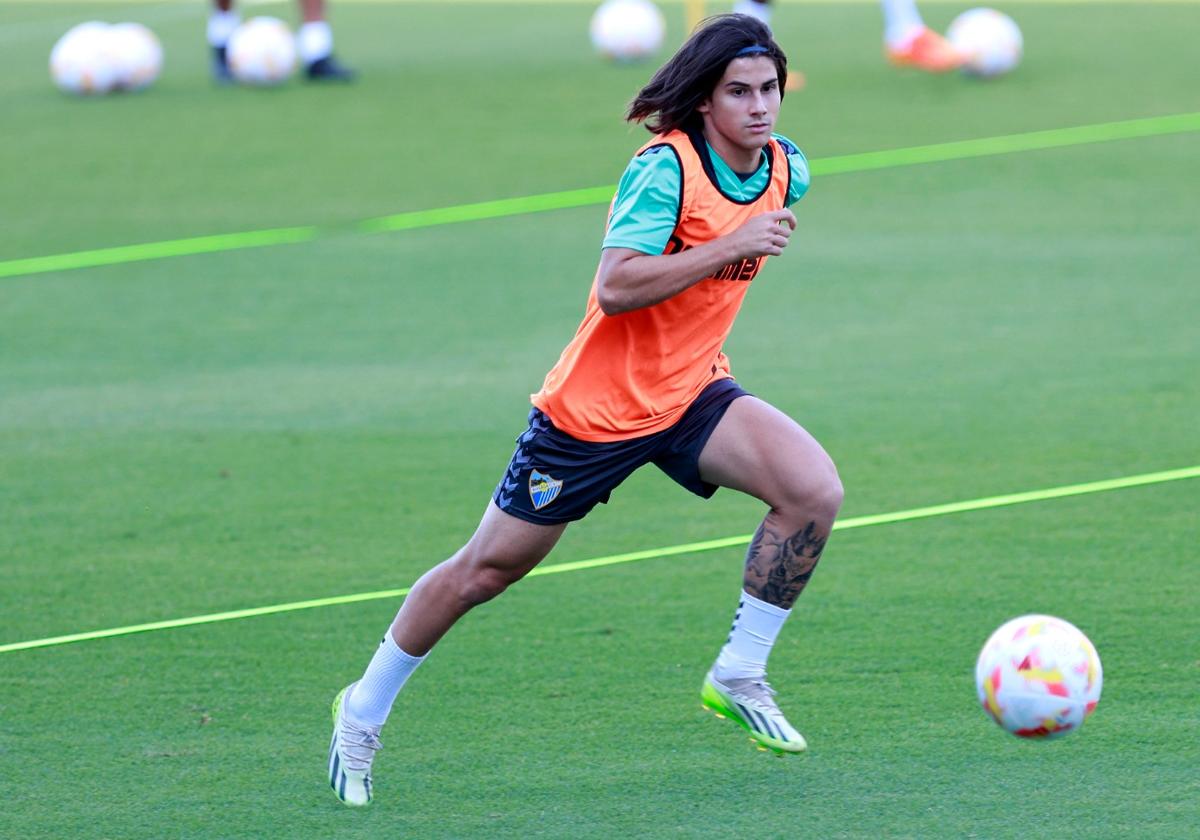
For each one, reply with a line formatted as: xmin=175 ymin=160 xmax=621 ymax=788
xmin=2 ymin=1 xmax=1199 ymax=836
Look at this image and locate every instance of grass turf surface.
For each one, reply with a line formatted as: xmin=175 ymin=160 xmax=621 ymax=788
xmin=2 ymin=1 xmax=1198 ymax=837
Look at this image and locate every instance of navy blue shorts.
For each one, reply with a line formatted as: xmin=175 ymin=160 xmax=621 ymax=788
xmin=493 ymin=378 xmax=750 ymax=525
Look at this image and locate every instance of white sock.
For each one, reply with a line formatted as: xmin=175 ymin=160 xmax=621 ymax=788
xmin=712 ymin=591 xmax=790 ymax=681
xmin=345 ymin=633 xmax=425 ymax=727
xmin=733 ymin=0 xmax=771 ymax=27
xmin=206 ymin=10 xmax=240 ymax=48
xmin=880 ymin=0 xmax=925 ymax=49
xmin=297 ymin=21 xmax=334 ymax=64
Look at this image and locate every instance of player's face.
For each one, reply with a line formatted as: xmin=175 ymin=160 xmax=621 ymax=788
xmin=697 ymin=56 xmax=781 ymax=170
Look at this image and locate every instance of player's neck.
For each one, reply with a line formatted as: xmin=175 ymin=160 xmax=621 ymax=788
xmin=702 ymin=130 xmax=764 ymax=174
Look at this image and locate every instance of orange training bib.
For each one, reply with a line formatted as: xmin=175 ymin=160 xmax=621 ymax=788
xmin=531 ymin=130 xmax=791 ymax=442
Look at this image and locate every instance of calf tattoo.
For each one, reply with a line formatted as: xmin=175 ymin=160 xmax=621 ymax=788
xmin=744 ymin=520 xmax=829 ymax=609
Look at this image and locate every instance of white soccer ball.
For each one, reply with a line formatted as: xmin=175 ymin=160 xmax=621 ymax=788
xmin=50 ymin=21 xmax=119 ymax=95
xmin=975 ymin=614 xmax=1102 ymax=739
xmin=590 ymin=0 xmax=665 ymax=62
xmin=947 ymin=7 xmax=1023 ymax=78
xmin=109 ymin=22 xmax=163 ymax=91
xmin=227 ymin=16 xmax=297 ymax=86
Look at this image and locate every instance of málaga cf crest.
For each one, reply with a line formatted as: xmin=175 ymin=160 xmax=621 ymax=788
xmin=528 ymin=469 xmax=563 ymax=510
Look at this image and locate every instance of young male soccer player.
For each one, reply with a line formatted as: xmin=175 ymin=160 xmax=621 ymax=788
xmin=734 ymin=0 xmax=964 ymax=72
xmin=328 ymin=14 xmax=843 ymax=806
xmin=207 ymin=0 xmax=355 ymax=82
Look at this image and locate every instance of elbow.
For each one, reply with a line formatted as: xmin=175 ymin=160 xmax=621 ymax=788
xmin=595 ymin=280 xmax=630 ymax=316
xmin=596 ymin=288 xmax=625 ymax=316
xmin=596 ymin=251 xmax=646 ymax=315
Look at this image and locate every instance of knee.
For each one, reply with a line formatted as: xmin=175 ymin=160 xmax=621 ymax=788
xmin=778 ymin=461 xmax=844 ymax=522
xmin=455 ymin=563 xmax=515 ymax=608
xmin=450 ymin=548 xmax=532 ymax=608
xmin=822 ymin=470 xmax=845 ymax=518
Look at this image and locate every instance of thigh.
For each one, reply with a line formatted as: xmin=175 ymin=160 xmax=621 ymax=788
xmin=652 ymin=378 xmax=749 ymax=498
xmin=460 ymin=499 xmax=569 ymax=576
xmin=697 ymin=396 xmax=838 ymax=506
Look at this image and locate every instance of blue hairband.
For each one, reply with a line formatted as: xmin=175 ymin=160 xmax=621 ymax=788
xmin=735 ymin=45 xmax=770 ymax=57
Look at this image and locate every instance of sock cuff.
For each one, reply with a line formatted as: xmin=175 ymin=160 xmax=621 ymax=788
xmin=297 ymin=21 xmax=334 ymax=64
xmin=382 ymin=632 xmax=426 ymax=664
xmin=885 ymin=23 xmax=926 ymax=50
xmin=740 ymin=590 xmax=791 ymax=619
xmin=207 ymin=11 xmax=241 ymax=48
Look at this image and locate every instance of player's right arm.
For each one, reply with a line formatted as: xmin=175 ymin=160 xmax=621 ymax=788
xmin=596 ymin=212 xmax=795 ymax=315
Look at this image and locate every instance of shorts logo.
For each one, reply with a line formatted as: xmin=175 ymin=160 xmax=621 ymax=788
xmin=528 ymin=469 xmax=564 ymax=510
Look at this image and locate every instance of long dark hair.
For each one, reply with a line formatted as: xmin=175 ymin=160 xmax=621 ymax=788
xmin=626 ymin=14 xmax=788 ymax=135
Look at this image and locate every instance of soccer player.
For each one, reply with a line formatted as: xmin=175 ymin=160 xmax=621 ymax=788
xmin=734 ymin=0 xmax=964 ymax=72
xmin=207 ymin=0 xmax=355 ymax=82
xmin=327 ymin=14 xmax=842 ymax=806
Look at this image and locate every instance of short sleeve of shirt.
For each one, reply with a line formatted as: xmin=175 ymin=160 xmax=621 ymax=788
xmin=774 ymin=133 xmax=811 ymax=207
xmin=601 ymin=145 xmax=682 ymax=256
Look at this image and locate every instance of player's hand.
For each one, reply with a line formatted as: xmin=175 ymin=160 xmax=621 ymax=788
xmin=727 ymin=209 xmax=797 ymax=259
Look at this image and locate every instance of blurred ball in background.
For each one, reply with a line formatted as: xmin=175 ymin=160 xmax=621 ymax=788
xmin=227 ymin=16 xmax=298 ymax=87
xmin=948 ymin=7 xmax=1023 ymax=78
xmin=50 ymin=21 xmax=162 ymax=96
xmin=50 ymin=21 xmax=118 ymax=95
xmin=109 ymin=23 xmax=163 ymax=91
xmin=590 ymin=0 xmax=666 ymax=63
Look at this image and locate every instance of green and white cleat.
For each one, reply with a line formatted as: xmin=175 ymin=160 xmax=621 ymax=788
xmin=328 ymin=682 xmax=382 ymax=806
xmin=701 ymin=670 xmax=807 ymax=755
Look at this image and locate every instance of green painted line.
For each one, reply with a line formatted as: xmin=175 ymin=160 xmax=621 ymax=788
xmin=526 ymin=464 xmax=1200 ymax=577
xmin=0 ymin=226 xmax=317 ymax=280
xmin=810 ymin=111 xmax=1200 ymax=176
xmin=0 ymin=587 xmax=416 ymax=654
xmin=358 ymin=185 xmax=615 ymax=234
xmin=2 ymin=464 xmax=1196 ymax=655
xmin=3 ymin=111 xmax=1198 ymax=281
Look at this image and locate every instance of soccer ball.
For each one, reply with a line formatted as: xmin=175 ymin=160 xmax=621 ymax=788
xmin=946 ymin=7 xmax=1023 ymax=78
xmin=227 ymin=16 xmax=297 ymax=86
xmin=590 ymin=0 xmax=665 ymax=62
xmin=50 ymin=22 xmax=119 ymax=95
xmin=975 ymin=614 xmax=1102 ymax=739
xmin=109 ymin=22 xmax=163 ymax=91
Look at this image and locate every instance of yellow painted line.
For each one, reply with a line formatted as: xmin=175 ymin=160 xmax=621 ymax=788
xmin=2 ymin=464 xmax=1196 ymax=654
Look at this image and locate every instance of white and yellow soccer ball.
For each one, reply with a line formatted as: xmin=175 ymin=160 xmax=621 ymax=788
xmin=50 ymin=21 xmax=119 ymax=95
xmin=947 ymin=7 xmax=1023 ymax=78
xmin=975 ymin=614 xmax=1102 ymax=739
xmin=590 ymin=0 xmax=666 ymax=62
xmin=227 ymin=16 xmax=297 ymax=86
xmin=108 ymin=22 xmax=163 ymax=91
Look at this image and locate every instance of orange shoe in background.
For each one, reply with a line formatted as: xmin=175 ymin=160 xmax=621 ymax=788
xmin=886 ymin=27 xmax=965 ymax=73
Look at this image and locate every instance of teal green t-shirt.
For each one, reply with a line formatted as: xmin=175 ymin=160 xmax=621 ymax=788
xmin=602 ymin=133 xmax=810 ymax=255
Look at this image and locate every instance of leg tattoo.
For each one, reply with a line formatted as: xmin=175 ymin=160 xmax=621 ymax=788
xmin=743 ymin=519 xmax=829 ymax=609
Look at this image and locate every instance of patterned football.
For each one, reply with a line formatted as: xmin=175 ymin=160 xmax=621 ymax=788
xmin=975 ymin=614 xmax=1102 ymax=739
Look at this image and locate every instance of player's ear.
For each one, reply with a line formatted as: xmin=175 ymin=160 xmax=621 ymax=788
xmin=696 ymin=97 xmax=711 ymax=115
